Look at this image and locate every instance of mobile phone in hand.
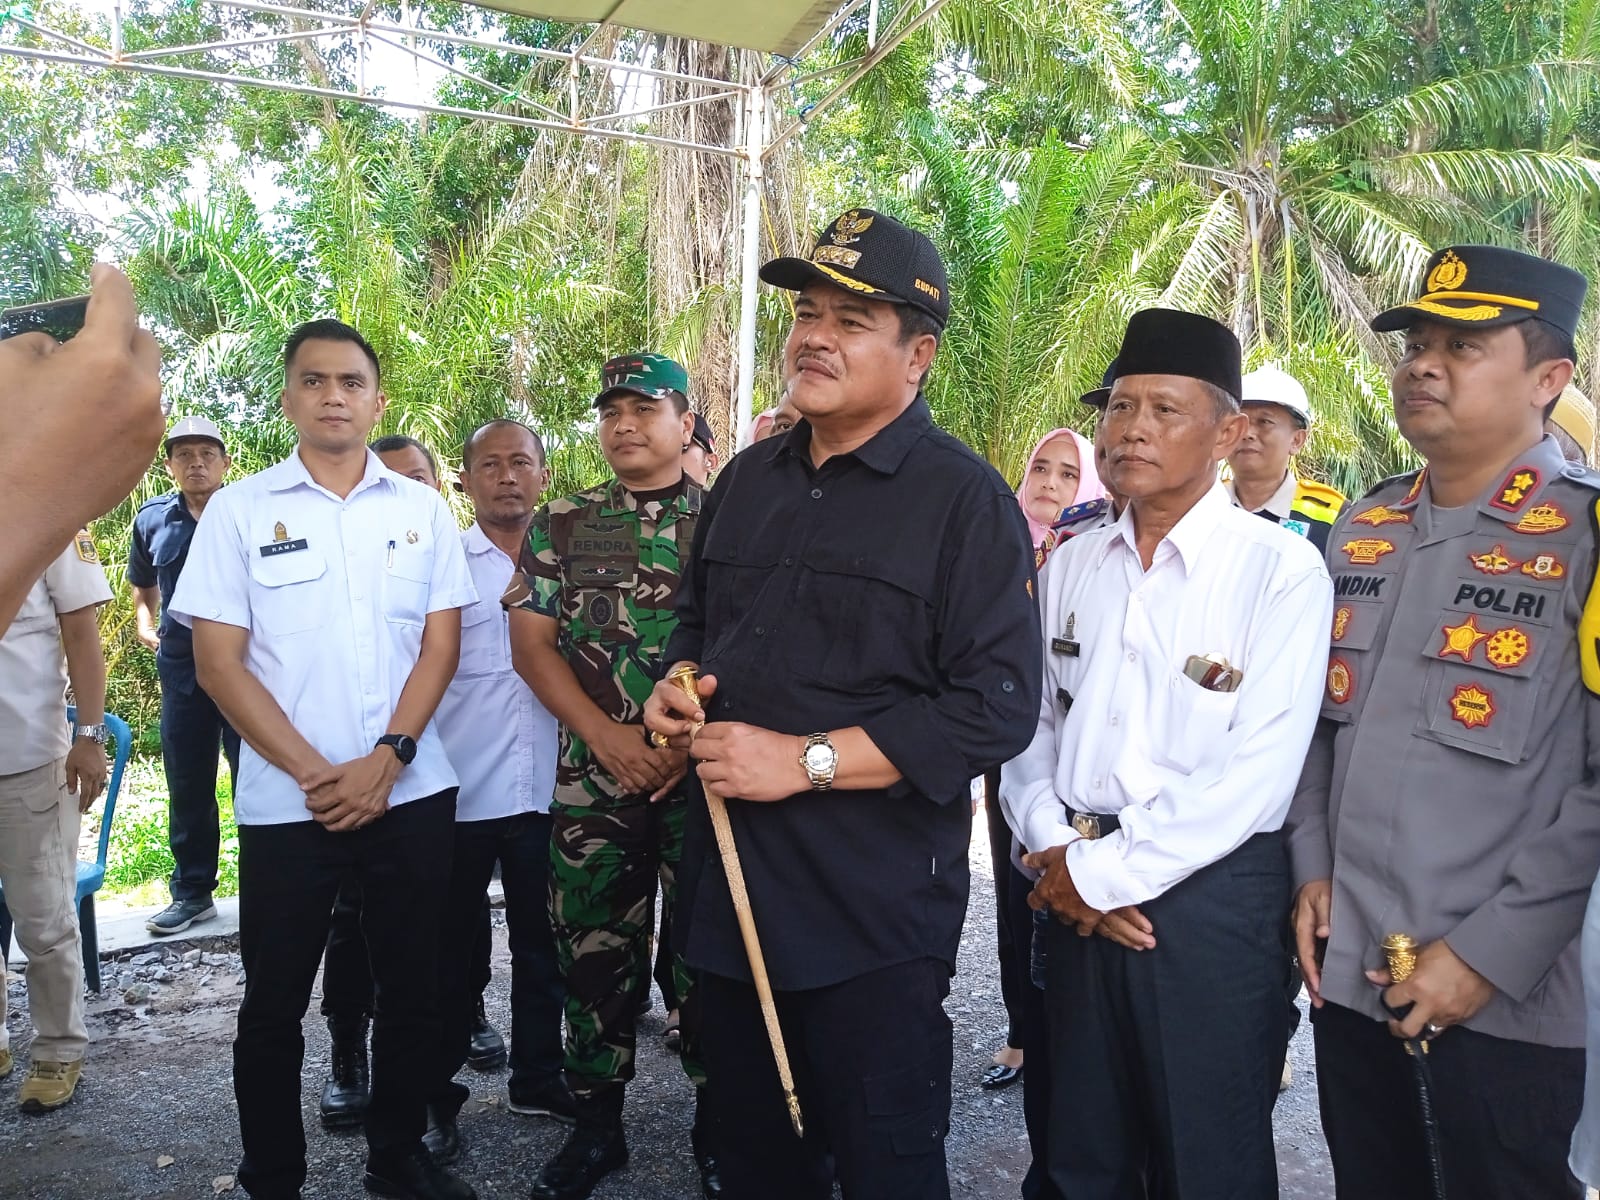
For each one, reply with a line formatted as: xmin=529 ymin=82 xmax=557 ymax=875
xmin=0 ymin=295 xmax=91 ymax=342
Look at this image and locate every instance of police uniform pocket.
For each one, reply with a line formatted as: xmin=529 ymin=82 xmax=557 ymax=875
xmin=1150 ymin=671 xmax=1240 ymax=774
xmin=1413 ymin=602 xmax=1551 ymax=764
xmin=250 ymin=549 xmax=328 ymax=635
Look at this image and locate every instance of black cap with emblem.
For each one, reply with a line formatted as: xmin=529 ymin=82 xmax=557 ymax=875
xmin=1371 ymin=245 xmax=1588 ymax=337
xmin=760 ymin=208 xmax=950 ymax=329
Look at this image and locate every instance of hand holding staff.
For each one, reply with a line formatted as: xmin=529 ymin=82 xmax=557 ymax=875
xmin=1381 ymin=932 xmax=1448 ymax=1200
xmin=658 ymin=665 xmax=805 ymax=1139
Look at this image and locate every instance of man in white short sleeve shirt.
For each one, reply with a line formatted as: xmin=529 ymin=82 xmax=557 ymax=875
xmin=171 ymin=319 xmax=477 ymax=1200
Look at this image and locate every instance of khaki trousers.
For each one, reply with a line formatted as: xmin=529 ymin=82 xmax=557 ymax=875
xmin=0 ymin=757 xmax=87 ymax=1062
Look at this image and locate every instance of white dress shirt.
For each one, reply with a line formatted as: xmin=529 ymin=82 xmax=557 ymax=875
xmin=1001 ymin=483 xmax=1332 ymax=911
xmin=435 ymin=522 xmax=557 ymax=821
xmin=169 ymin=450 xmax=478 ymax=825
xmin=0 ymin=540 xmax=113 ymax=774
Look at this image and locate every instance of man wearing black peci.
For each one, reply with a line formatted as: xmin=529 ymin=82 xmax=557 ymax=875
xmin=645 ymin=208 xmax=1041 ymax=1199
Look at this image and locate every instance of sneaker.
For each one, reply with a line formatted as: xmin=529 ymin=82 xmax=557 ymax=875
xmin=508 ymin=1077 xmax=578 ymax=1124
xmin=146 ymin=897 xmax=218 ymax=936
xmin=0 ymin=1048 xmax=12 ymax=1078
xmin=19 ymin=1060 xmax=82 ymax=1113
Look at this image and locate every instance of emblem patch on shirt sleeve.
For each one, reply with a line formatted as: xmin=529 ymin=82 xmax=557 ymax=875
xmin=1341 ymin=538 xmax=1396 ymax=565
xmin=1448 ymin=682 xmax=1495 ymax=729
xmin=1519 ymin=553 xmax=1566 ymax=581
xmin=1509 ymin=502 xmax=1569 ymax=535
xmin=1484 ymin=626 xmax=1531 ymax=669
xmin=1468 ymin=544 xmax=1517 ymax=575
xmin=1349 ymin=505 xmax=1412 ymax=527
xmin=1326 ymin=658 xmax=1354 ymax=704
xmin=73 ymin=530 xmax=99 ymax=563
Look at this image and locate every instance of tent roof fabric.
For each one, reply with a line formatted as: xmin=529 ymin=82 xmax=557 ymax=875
xmin=467 ymin=0 xmax=842 ymax=56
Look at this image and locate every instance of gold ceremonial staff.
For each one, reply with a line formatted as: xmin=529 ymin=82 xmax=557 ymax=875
xmin=1382 ymin=932 xmax=1447 ymax=1200
xmin=666 ymin=664 xmax=805 ymax=1139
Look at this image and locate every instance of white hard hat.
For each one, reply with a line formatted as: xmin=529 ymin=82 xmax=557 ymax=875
xmin=1240 ymin=364 xmax=1312 ymax=427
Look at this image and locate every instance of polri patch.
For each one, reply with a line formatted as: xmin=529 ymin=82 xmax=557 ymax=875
xmin=1520 ymin=553 xmax=1565 ymax=581
xmin=1326 ymin=658 xmax=1354 ymax=704
xmin=1484 ymin=626 xmax=1531 ymax=670
xmin=1332 ymin=606 xmax=1352 ymax=642
xmin=1349 ymin=505 xmax=1412 ymax=527
xmin=1469 ymin=544 xmax=1516 ymax=575
xmin=1342 ymin=538 xmax=1396 ymax=565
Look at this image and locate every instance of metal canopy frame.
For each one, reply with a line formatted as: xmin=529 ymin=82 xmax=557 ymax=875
xmin=0 ymin=0 xmax=950 ymax=440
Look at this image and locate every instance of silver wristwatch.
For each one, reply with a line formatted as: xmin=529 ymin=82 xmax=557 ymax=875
xmin=800 ymin=732 xmax=838 ymax=792
xmin=73 ymin=723 xmax=110 ymax=746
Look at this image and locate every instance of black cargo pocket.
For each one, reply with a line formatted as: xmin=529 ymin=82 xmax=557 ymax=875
xmin=863 ymin=1060 xmax=948 ymax=1158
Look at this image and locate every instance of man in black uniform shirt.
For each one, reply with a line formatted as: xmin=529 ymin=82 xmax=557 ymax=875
xmin=645 ymin=208 xmax=1042 ymax=1199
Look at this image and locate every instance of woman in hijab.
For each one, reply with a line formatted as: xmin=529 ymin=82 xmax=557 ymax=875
xmin=983 ymin=429 xmax=1104 ymax=1069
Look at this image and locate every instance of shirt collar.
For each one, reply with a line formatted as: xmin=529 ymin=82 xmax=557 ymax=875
xmin=265 ymin=447 xmax=394 ymax=498
xmin=779 ymin=394 xmax=933 ymax=476
xmin=1101 ymin=481 xmax=1232 ymax=574
xmin=463 ymin=521 xmax=498 ymax=557
xmin=1226 ymin=470 xmax=1297 ymax=520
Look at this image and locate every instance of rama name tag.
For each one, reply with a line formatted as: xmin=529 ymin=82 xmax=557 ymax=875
xmin=259 ymin=538 xmax=309 ymax=556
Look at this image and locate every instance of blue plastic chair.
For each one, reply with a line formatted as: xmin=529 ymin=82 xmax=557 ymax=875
xmin=0 ymin=707 xmax=133 ymax=993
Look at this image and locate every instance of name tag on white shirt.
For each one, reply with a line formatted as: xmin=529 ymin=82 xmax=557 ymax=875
xmin=259 ymin=538 xmax=309 ymax=557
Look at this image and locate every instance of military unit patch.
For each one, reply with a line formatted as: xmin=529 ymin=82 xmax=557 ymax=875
xmin=1484 ymin=627 xmax=1531 ymax=669
xmin=1510 ymin=502 xmax=1570 ymax=535
xmin=1342 ymin=538 xmax=1396 ymax=565
xmin=1490 ymin=468 xmax=1540 ymax=512
xmin=1449 ymin=682 xmax=1495 ymax=730
xmin=73 ymin=529 xmax=99 ymax=563
xmin=1469 ymin=545 xmax=1515 ymax=575
xmin=1350 ymin=505 xmax=1412 ymax=527
xmin=1327 ymin=658 xmax=1353 ymax=704
xmin=1520 ymin=553 xmax=1566 ymax=581
xmin=1438 ymin=616 xmax=1488 ymax=662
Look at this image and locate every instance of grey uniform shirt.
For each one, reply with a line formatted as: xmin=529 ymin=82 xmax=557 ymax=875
xmin=1287 ymin=433 xmax=1600 ymax=1047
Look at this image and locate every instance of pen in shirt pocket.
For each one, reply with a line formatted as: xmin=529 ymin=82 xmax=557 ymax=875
xmin=386 ymin=539 xmax=395 ymax=569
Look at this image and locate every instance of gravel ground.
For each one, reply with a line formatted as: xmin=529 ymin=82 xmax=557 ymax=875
xmin=0 ymin=807 xmax=1332 ymax=1199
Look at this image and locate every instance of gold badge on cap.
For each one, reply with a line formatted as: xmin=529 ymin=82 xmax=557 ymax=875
xmin=830 ymin=210 xmax=874 ymax=246
xmin=813 ymin=245 xmax=862 ymax=269
xmin=273 ymin=522 xmax=289 ymax=542
xmin=1426 ymin=249 xmax=1469 ymax=293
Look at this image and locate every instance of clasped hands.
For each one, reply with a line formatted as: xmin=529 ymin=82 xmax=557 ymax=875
xmin=643 ymin=672 xmax=809 ymax=803
xmin=1022 ymin=844 xmax=1156 ymax=952
xmin=300 ymin=750 xmax=402 ymax=832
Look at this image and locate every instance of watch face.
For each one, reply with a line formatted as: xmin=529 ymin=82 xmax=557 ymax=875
xmin=803 ymin=743 xmax=835 ymax=773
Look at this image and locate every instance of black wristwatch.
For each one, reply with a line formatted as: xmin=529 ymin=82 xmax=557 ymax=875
xmin=376 ymin=734 xmax=417 ymax=766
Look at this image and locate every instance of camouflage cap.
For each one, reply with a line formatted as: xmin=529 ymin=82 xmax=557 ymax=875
xmin=595 ymin=354 xmax=690 ymax=407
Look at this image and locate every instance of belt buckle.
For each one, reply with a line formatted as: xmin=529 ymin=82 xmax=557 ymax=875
xmin=1071 ymin=812 xmax=1102 ymax=840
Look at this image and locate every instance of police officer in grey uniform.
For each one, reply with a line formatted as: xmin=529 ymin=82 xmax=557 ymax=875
xmin=1288 ymin=245 xmax=1598 ymax=1199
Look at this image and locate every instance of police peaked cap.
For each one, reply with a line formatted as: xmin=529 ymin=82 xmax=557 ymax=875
xmin=1372 ymin=245 xmax=1588 ymax=339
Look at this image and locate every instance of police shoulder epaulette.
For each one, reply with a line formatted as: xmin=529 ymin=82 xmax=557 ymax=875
xmin=1557 ymin=461 xmax=1600 ymax=492
xmin=1356 ymin=469 xmax=1421 ymax=503
xmin=1053 ymin=496 xmax=1108 ymax=528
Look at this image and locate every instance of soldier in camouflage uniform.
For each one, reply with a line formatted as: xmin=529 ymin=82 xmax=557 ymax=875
xmin=504 ymin=353 xmax=719 ymax=1200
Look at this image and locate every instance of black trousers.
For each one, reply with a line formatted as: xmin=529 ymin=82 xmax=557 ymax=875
xmin=233 ymin=791 xmax=455 ymax=1199
xmin=433 ymin=811 xmax=563 ymax=1112
xmin=701 ymin=959 xmax=953 ymax=1200
xmin=321 ymin=872 xmax=494 ymax=1020
xmin=1312 ymin=999 xmax=1584 ymax=1200
xmin=158 ymin=654 xmax=241 ymax=902
xmin=651 ymin=889 xmax=679 ymax=1012
xmin=1045 ymin=831 xmax=1289 ymax=1200
xmin=984 ymin=770 xmax=1023 ymax=1050
xmin=1008 ymin=866 xmax=1062 ymax=1200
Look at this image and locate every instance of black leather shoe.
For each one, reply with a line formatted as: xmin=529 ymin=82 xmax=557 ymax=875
xmin=422 ymin=1104 xmax=464 ymax=1165
xmin=692 ymin=1134 xmax=722 ymax=1198
xmin=320 ymin=1015 xmax=371 ymax=1130
xmin=980 ymin=1062 xmax=1024 ymax=1090
xmin=527 ymin=1124 xmax=628 ymax=1200
xmin=508 ymin=1076 xmax=577 ymax=1124
xmin=364 ymin=1145 xmax=476 ymax=1200
xmin=466 ymin=998 xmax=507 ymax=1072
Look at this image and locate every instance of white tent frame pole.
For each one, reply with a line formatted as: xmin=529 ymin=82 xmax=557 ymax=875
xmin=734 ymin=75 xmax=766 ymax=447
